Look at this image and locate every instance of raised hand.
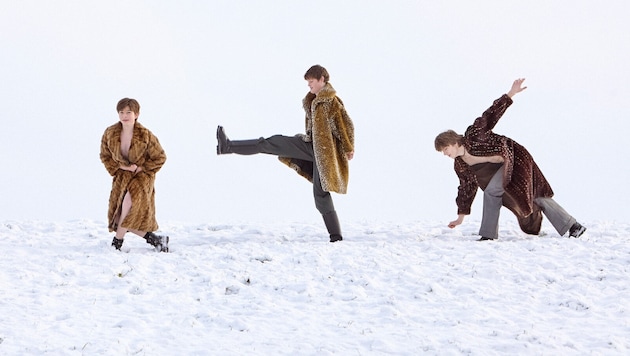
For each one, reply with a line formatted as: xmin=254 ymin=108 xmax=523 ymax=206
xmin=507 ymin=78 xmax=527 ymax=98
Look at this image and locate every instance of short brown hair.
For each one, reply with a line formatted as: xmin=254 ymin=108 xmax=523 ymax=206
xmin=434 ymin=130 xmax=463 ymax=151
xmin=304 ymin=65 xmax=329 ymax=82
xmin=116 ymin=98 xmax=140 ymax=115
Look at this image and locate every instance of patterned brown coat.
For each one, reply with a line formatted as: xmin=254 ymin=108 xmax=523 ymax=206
xmin=279 ymin=82 xmax=354 ymax=194
xmin=454 ymin=94 xmax=554 ymax=234
xmin=100 ymin=122 xmax=166 ymax=233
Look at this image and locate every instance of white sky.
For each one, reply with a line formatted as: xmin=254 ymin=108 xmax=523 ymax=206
xmin=1 ymin=1 xmax=628 ymax=224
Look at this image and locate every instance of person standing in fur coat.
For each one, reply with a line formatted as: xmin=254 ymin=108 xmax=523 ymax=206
xmin=100 ymin=98 xmax=169 ymax=252
xmin=216 ymin=65 xmax=355 ymax=242
xmin=435 ymin=78 xmax=586 ymax=241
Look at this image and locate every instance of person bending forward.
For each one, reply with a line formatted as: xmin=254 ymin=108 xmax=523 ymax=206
xmin=435 ymin=79 xmax=586 ymax=241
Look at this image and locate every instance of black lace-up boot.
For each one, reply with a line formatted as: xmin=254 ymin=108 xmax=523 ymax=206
xmin=569 ymin=222 xmax=586 ymax=238
xmin=143 ymin=232 xmax=169 ymax=252
xmin=111 ymin=237 xmax=124 ymax=250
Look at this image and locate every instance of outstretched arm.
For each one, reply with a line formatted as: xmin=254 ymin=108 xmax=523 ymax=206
xmin=507 ymin=78 xmax=527 ymax=98
xmin=448 ymin=214 xmax=465 ymax=228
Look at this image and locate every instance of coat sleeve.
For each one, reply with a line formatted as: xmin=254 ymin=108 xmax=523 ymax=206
xmin=100 ymin=129 xmax=120 ymax=176
xmin=142 ymin=133 xmax=166 ymax=174
xmin=454 ymin=159 xmax=478 ymax=215
xmin=332 ymin=98 xmax=355 ymax=154
xmin=469 ymin=94 xmax=513 ymax=137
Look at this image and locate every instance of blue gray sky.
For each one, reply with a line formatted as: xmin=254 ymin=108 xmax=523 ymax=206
xmin=1 ymin=1 xmax=628 ymax=224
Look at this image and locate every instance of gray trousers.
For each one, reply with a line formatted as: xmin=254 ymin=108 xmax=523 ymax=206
xmin=238 ymin=135 xmax=335 ymax=215
xmin=479 ymin=166 xmax=576 ymax=238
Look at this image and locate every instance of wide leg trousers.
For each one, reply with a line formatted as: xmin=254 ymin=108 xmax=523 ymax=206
xmin=479 ymin=166 xmax=576 ymax=238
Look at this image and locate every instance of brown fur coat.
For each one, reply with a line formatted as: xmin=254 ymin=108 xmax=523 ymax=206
xmin=454 ymin=94 xmax=554 ymax=234
xmin=100 ymin=121 xmax=166 ymax=232
xmin=279 ymin=82 xmax=354 ymax=194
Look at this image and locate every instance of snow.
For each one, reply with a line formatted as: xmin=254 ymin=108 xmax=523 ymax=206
xmin=1 ymin=219 xmax=628 ymax=354
xmin=2 ymin=1 xmax=630 ymax=224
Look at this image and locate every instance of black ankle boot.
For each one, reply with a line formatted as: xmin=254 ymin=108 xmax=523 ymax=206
xmin=144 ymin=232 xmax=169 ymax=252
xmin=322 ymin=211 xmax=343 ymax=243
xmin=216 ymin=125 xmax=262 ymax=155
xmin=569 ymin=222 xmax=586 ymax=238
xmin=330 ymin=234 xmax=343 ymax=243
xmin=216 ymin=125 xmax=230 ymax=155
xmin=111 ymin=237 xmax=123 ymax=250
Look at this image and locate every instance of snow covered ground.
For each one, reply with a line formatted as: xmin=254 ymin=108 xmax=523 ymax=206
xmin=1 ymin=219 xmax=628 ymax=355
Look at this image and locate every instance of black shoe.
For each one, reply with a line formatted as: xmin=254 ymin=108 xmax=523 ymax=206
xmin=330 ymin=234 xmax=343 ymax=243
xmin=111 ymin=237 xmax=123 ymax=250
xmin=323 ymin=211 xmax=343 ymax=243
xmin=478 ymin=236 xmax=497 ymax=241
xmin=144 ymin=232 xmax=170 ymax=252
xmin=569 ymin=223 xmax=586 ymax=238
xmin=216 ymin=125 xmax=229 ymax=155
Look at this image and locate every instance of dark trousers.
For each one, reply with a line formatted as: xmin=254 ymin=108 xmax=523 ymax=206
xmin=236 ymin=135 xmax=335 ymax=215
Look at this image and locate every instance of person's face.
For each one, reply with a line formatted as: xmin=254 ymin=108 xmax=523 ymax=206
xmin=441 ymin=144 xmax=462 ymax=159
xmin=118 ymin=106 xmax=138 ymax=124
xmin=306 ymin=76 xmax=326 ymax=94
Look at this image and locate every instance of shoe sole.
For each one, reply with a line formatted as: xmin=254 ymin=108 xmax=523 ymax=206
xmin=216 ymin=126 xmax=223 ymax=155
xmin=477 ymin=237 xmax=497 ymax=241
xmin=161 ymin=236 xmax=169 ymax=253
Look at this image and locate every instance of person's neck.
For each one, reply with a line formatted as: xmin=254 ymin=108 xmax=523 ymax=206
xmin=121 ymin=121 xmax=135 ymax=132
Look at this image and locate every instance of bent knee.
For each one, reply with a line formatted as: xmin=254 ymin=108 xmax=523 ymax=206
xmin=484 ymin=188 xmax=503 ymax=198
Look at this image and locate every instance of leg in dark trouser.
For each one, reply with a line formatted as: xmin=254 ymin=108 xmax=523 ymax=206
xmin=312 ymin=161 xmax=342 ymax=242
xmin=478 ymin=168 xmax=504 ymax=240
xmin=217 ymin=126 xmax=314 ymax=159
xmin=312 ymin=161 xmax=335 ymax=214
xmin=261 ymin=135 xmax=314 ymax=160
xmin=217 ymin=126 xmax=344 ymax=241
xmin=322 ymin=211 xmax=342 ymax=242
